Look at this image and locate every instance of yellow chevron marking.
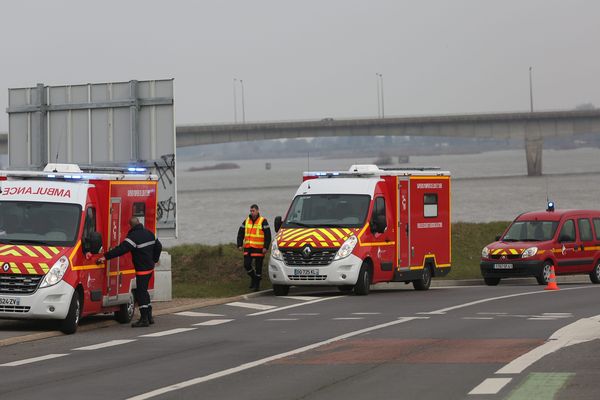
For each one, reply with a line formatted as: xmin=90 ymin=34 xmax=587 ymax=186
xmin=333 ymin=241 xmax=340 ymax=246
xmin=39 ymin=263 xmax=49 ymax=273
xmin=509 ymin=249 xmax=518 ymax=255
xmin=343 ymin=229 xmax=352 ymax=235
xmin=18 ymin=246 xmax=37 ymax=258
xmin=9 ymin=262 xmax=20 ymax=274
xmin=293 ymin=231 xmax=319 ymax=242
xmin=492 ymin=249 xmax=501 ymax=255
xmin=33 ymin=246 xmax=52 ymax=259
xmin=288 ymin=242 xmax=297 ymax=247
xmin=0 ymin=249 xmax=21 ymax=257
xmin=321 ymin=230 xmax=337 ymax=241
xmin=48 ymin=247 xmax=60 ymax=255
xmin=312 ymin=231 xmax=327 ymax=242
xmin=23 ymin=262 xmax=37 ymax=274
xmin=0 ymin=245 xmax=13 ymax=251
xmin=284 ymin=229 xmax=314 ymax=242
xmin=320 ymin=242 xmax=327 ymax=247
xmin=331 ymin=229 xmax=346 ymax=239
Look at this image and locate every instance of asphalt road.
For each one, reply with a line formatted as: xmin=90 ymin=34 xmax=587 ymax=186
xmin=1 ymin=282 xmax=600 ymax=400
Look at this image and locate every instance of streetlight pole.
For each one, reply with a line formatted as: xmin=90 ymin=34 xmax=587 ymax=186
xmin=376 ymin=73 xmax=381 ymax=118
xmin=529 ymin=67 xmax=534 ymax=112
xmin=233 ymin=78 xmax=238 ymax=123
xmin=377 ymin=73 xmax=385 ymax=118
xmin=240 ymin=79 xmax=246 ymax=123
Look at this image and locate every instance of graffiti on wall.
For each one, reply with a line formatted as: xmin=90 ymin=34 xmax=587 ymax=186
xmin=153 ymin=154 xmax=176 ymax=228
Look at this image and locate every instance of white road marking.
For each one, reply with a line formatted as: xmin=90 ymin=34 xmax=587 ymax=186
xmin=542 ymin=313 xmax=573 ymax=317
xmin=139 ymin=328 xmax=197 ymax=337
xmin=282 ymin=296 xmax=321 ymax=301
xmin=352 ymin=312 xmax=381 ymax=315
xmin=462 ymin=317 xmax=494 ymax=320
xmin=496 ymin=314 xmax=600 ymax=374
xmin=226 ymin=301 xmax=276 ymax=311
xmin=289 ymin=313 xmax=320 ymax=316
xmin=126 ymin=316 xmax=429 ymax=400
xmin=175 ymin=311 xmax=225 ymax=317
xmin=418 ymin=286 xmax=591 ymax=315
xmin=266 ymin=318 xmax=299 ymax=321
xmin=248 ymin=297 xmax=339 ymax=316
xmin=0 ymin=353 xmax=68 ymax=367
xmin=192 ymin=319 xmax=234 ymax=326
xmin=468 ymin=378 xmax=512 ymax=395
xmin=73 ymin=339 xmax=136 ymax=351
xmin=528 ymin=317 xmax=559 ymax=320
xmin=478 ymin=312 xmax=508 ymax=315
xmin=334 ymin=317 xmax=364 ymax=320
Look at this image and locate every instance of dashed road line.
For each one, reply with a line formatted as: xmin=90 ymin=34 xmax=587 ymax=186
xmin=0 ymin=353 xmax=69 ymax=367
xmin=333 ymin=317 xmax=364 ymax=320
xmin=139 ymin=328 xmax=197 ymax=338
xmin=226 ymin=302 xmax=277 ymax=311
xmin=468 ymin=378 xmax=512 ymax=395
xmin=282 ymin=296 xmax=321 ymax=301
xmin=176 ymin=311 xmax=225 ymax=317
xmin=73 ymin=339 xmax=137 ymax=351
xmin=462 ymin=317 xmax=494 ymax=320
xmin=289 ymin=313 xmax=319 ymax=316
xmin=192 ymin=319 xmax=234 ymax=326
xmin=266 ymin=318 xmax=299 ymax=321
xmin=352 ymin=312 xmax=381 ymax=315
xmin=248 ymin=297 xmax=339 ymax=316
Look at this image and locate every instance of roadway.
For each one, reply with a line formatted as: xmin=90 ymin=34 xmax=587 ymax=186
xmin=1 ymin=282 xmax=599 ymax=399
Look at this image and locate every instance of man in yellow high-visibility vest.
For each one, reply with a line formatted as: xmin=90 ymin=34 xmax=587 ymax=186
xmin=237 ymin=204 xmax=271 ymax=291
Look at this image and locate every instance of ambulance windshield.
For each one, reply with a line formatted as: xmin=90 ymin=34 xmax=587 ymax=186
xmin=283 ymin=194 xmax=370 ymax=228
xmin=502 ymin=220 xmax=559 ymax=242
xmin=0 ymin=201 xmax=81 ymax=246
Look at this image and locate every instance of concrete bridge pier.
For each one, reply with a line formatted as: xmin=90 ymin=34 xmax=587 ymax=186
xmin=525 ymin=121 xmax=544 ymax=176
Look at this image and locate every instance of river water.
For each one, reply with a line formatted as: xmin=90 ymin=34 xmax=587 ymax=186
xmin=164 ymin=147 xmax=600 ymax=246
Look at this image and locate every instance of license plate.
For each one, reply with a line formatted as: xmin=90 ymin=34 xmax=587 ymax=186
xmin=494 ymin=263 xmax=513 ymax=270
xmin=0 ymin=297 xmax=20 ymax=306
xmin=294 ymin=268 xmax=319 ymax=275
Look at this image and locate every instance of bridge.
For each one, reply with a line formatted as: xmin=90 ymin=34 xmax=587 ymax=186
xmin=3 ymin=109 xmax=600 ymax=175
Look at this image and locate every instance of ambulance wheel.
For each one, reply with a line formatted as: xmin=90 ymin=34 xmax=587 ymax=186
xmin=484 ymin=277 xmax=501 ymax=286
xmin=115 ymin=292 xmax=135 ymax=323
xmin=338 ymin=285 xmax=354 ymax=293
xmin=590 ymin=260 xmax=600 ymax=284
xmin=60 ymin=291 xmax=81 ymax=334
xmin=273 ymin=285 xmax=290 ymax=296
xmin=354 ymin=263 xmax=371 ymax=295
xmin=536 ymin=262 xmax=552 ymax=285
xmin=413 ymin=266 xmax=432 ymax=291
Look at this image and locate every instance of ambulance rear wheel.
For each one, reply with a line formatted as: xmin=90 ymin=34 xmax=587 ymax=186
xmin=60 ymin=291 xmax=81 ymax=334
xmin=115 ymin=292 xmax=135 ymax=323
xmin=536 ymin=262 xmax=552 ymax=285
xmin=484 ymin=277 xmax=501 ymax=286
xmin=590 ymin=261 xmax=600 ymax=284
xmin=413 ymin=266 xmax=432 ymax=291
xmin=354 ymin=263 xmax=371 ymax=295
xmin=273 ymin=285 xmax=290 ymax=296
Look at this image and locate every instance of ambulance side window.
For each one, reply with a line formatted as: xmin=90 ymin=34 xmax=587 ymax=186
xmin=424 ymin=194 xmax=438 ymax=218
xmin=371 ymin=197 xmax=387 ymax=233
xmin=82 ymin=207 xmax=96 ymax=252
xmin=593 ymin=218 xmax=600 ymax=240
xmin=558 ymin=220 xmax=576 ymax=242
xmin=578 ymin=219 xmax=593 ymax=241
xmin=133 ymin=202 xmax=146 ymax=226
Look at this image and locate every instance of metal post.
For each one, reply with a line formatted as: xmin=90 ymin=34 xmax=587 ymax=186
xmin=529 ymin=67 xmax=534 ymax=112
xmin=233 ymin=78 xmax=238 ymax=123
xmin=240 ymin=79 xmax=246 ymax=123
xmin=378 ymin=73 xmax=385 ymax=118
xmin=129 ymin=80 xmax=140 ymax=160
xmin=376 ymin=73 xmax=381 ymax=118
xmin=35 ymin=83 xmax=48 ymax=167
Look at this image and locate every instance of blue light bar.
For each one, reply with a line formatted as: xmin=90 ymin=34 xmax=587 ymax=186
xmin=128 ymin=167 xmax=147 ymax=173
xmin=47 ymin=174 xmax=56 ymax=178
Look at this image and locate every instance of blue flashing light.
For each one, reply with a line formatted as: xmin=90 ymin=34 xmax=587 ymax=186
xmin=128 ymin=167 xmax=147 ymax=173
xmin=64 ymin=175 xmax=71 ymax=179
xmin=135 ymin=167 xmax=146 ymax=172
xmin=547 ymin=201 xmax=555 ymax=212
xmin=47 ymin=174 xmax=56 ymax=178
xmin=72 ymin=175 xmax=82 ymax=179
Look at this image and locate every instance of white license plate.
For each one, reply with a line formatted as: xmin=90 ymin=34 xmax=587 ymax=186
xmin=494 ymin=263 xmax=513 ymax=270
xmin=0 ymin=297 xmax=20 ymax=306
xmin=294 ymin=268 xmax=319 ymax=275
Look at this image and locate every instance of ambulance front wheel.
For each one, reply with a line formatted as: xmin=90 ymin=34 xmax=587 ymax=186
xmin=273 ymin=284 xmax=290 ymax=296
xmin=484 ymin=277 xmax=501 ymax=286
xmin=60 ymin=291 xmax=81 ymax=334
xmin=589 ymin=260 xmax=600 ymax=284
xmin=536 ymin=262 xmax=552 ymax=285
xmin=115 ymin=292 xmax=135 ymax=323
xmin=354 ymin=262 xmax=371 ymax=295
xmin=413 ymin=266 xmax=432 ymax=291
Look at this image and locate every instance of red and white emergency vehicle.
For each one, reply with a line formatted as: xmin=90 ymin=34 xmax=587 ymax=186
xmin=0 ymin=163 xmax=158 ymax=333
xmin=480 ymin=204 xmax=600 ymax=286
xmin=269 ymin=164 xmax=451 ymax=296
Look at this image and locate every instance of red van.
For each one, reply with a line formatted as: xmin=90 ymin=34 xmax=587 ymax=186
xmin=480 ymin=205 xmax=600 ymax=286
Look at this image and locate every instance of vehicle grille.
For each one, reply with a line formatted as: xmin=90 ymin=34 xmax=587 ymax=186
xmin=287 ymin=275 xmax=328 ymax=281
xmin=0 ymin=274 xmax=43 ymax=294
xmin=490 ymin=254 xmax=521 ymax=260
xmin=0 ymin=305 xmax=30 ymax=313
xmin=282 ymin=248 xmax=337 ymax=266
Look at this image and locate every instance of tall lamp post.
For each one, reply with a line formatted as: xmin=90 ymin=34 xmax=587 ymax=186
xmin=529 ymin=67 xmax=534 ymax=112
xmin=376 ymin=73 xmax=381 ymax=118
xmin=376 ymin=73 xmax=385 ymax=118
xmin=240 ymin=79 xmax=246 ymax=123
xmin=233 ymin=78 xmax=238 ymax=123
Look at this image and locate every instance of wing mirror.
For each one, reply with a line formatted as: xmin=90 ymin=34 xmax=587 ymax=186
xmin=274 ymin=216 xmax=282 ymax=233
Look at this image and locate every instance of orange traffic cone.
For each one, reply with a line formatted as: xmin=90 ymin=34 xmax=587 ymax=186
xmin=544 ymin=265 xmax=559 ymax=291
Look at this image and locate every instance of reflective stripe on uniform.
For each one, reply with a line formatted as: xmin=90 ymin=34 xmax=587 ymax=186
xmin=137 ymin=240 xmax=156 ymax=248
xmin=125 ymin=238 xmax=137 ymax=247
xmin=244 ymin=216 xmax=265 ymax=249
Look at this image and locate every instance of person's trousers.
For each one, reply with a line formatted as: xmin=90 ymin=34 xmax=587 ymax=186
xmin=243 ymin=254 xmax=264 ymax=281
xmin=135 ymin=271 xmax=152 ymax=309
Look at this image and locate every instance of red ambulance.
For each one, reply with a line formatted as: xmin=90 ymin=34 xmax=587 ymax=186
xmin=269 ymin=164 xmax=451 ymax=295
xmin=0 ymin=163 xmax=158 ymax=333
xmin=480 ymin=203 xmax=600 ymax=286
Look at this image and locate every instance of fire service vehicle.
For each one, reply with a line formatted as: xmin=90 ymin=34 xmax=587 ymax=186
xmin=0 ymin=163 xmax=158 ymax=333
xmin=269 ymin=164 xmax=451 ymax=296
xmin=481 ymin=203 xmax=600 ymax=286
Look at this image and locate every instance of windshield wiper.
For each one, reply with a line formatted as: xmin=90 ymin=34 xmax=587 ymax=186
xmin=0 ymin=239 xmax=53 ymax=246
xmin=502 ymin=238 xmax=518 ymax=242
xmin=324 ymin=224 xmax=346 ymax=228
xmin=286 ymin=221 xmax=314 ymax=228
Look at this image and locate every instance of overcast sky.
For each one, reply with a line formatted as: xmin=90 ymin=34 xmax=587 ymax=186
xmin=1 ymin=0 xmax=599 ymax=131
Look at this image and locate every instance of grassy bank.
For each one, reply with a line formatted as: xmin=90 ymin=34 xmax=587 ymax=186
xmin=168 ymin=221 xmax=510 ymax=298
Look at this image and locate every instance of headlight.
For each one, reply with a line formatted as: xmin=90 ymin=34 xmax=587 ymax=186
xmin=481 ymin=247 xmax=490 ymax=258
xmin=334 ymin=236 xmax=358 ymax=260
xmin=39 ymin=256 xmax=70 ymax=288
xmin=271 ymin=241 xmax=283 ymax=261
xmin=522 ymin=247 xmax=538 ymax=258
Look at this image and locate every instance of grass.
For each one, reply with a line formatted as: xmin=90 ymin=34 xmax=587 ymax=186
xmin=168 ymin=221 xmax=511 ymax=298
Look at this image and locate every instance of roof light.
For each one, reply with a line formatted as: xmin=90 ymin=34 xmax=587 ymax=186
xmin=47 ymin=174 xmax=56 ymax=178
xmin=128 ymin=167 xmax=147 ymax=173
xmin=547 ymin=201 xmax=555 ymax=212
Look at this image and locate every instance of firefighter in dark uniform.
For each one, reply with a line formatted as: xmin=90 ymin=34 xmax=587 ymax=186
xmin=97 ymin=217 xmax=162 ymax=327
xmin=237 ymin=204 xmax=271 ymax=291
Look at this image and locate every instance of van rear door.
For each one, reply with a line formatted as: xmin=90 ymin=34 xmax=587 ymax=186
xmin=107 ymin=198 xmax=121 ymax=300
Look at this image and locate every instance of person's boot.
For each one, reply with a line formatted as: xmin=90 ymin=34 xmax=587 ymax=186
xmin=131 ymin=307 xmax=150 ymax=328
xmin=147 ymin=305 xmax=155 ymax=325
xmin=253 ymin=278 xmax=261 ymax=292
xmin=248 ymin=272 xmax=257 ymax=289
